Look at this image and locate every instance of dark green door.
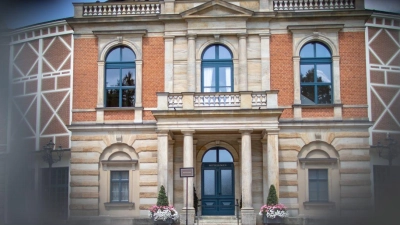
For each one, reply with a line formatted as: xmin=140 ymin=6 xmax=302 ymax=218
xmin=201 ymin=147 xmax=235 ymax=215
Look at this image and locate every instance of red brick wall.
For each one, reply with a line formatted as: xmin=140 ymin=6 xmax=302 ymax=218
xmin=104 ymin=111 xmax=134 ymax=121
xmin=339 ymin=32 xmax=368 ymax=118
xmin=142 ymin=37 xmax=165 ymax=121
xmin=302 ymin=108 xmax=333 ymax=118
xmin=270 ymin=34 xmax=294 ymax=119
xmin=72 ymin=38 xmax=98 ymax=122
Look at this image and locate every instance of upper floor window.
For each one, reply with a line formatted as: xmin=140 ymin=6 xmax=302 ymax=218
xmin=201 ymin=44 xmax=233 ymax=92
xmin=105 ymin=46 xmax=136 ymax=107
xmin=300 ymin=42 xmax=332 ymax=104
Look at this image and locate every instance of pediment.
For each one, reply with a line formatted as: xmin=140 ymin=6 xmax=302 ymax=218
xmin=181 ymin=0 xmax=253 ymax=18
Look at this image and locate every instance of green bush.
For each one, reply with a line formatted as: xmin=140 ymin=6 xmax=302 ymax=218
xmin=157 ymin=185 xmax=169 ymax=206
xmin=267 ymin=185 xmax=278 ymax=205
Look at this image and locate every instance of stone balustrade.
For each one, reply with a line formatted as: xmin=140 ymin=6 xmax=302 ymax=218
xmin=80 ymin=1 xmax=161 ymax=16
xmin=157 ymin=91 xmax=279 ymax=110
xmin=273 ymin=0 xmax=355 ymax=11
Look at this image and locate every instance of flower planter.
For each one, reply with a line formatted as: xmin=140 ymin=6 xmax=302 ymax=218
xmin=153 ymin=217 xmax=174 ymax=225
xmin=263 ymin=215 xmax=284 ymax=224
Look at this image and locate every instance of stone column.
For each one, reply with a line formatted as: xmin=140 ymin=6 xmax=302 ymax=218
xmin=187 ymin=35 xmax=196 ymax=92
xmin=238 ymin=34 xmax=248 ymax=91
xmin=260 ymin=33 xmax=271 ymax=90
xmin=168 ymin=140 xmax=175 ymax=204
xmin=182 ymin=130 xmax=195 ymax=225
xmin=240 ymin=129 xmax=255 ymax=225
xmin=164 ymin=36 xmax=174 ymax=93
xmin=157 ymin=130 xmax=169 ymax=192
xmin=261 ymin=137 xmax=268 ymax=202
xmin=267 ymin=130 xmax=279 ymax=197
xmin=293 ymin=56 xmax=301 ymax=119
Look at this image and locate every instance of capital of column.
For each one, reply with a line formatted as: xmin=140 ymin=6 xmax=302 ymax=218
xmin=182 ymin=129 xmax=195 ymax=135
xmin=293 ymin=56 xmax=300 ymax=61
xmin=259 ymin=33 xmax=271 ymax=38
xmin=97 ymin=61 xmax=105 ymax=66
xmin=239 ymin=129 xmax=253 ymax=135
xmin=156 ymin=129 xmax=170 ymax=136
xmin=237 ymin=33 xmax=248 ymax=38
xmin=164 ymin=35 xmax=175 ymax=40
xmin=187 ymin=34 xmax=197 ymax=40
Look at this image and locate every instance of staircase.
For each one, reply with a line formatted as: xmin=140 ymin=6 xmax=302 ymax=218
xmin=196 ymin=216 xmax=241 ymax=225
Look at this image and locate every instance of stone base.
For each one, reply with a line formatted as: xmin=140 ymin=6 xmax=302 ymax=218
xmin=180 ymin=208 xmax=195 ymax=225
xmin=241 ymin=209 xmax=256 ymax=225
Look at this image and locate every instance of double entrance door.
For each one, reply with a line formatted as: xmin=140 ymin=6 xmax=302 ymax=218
xmin=201 ymin=163 xmax=235 ymax=215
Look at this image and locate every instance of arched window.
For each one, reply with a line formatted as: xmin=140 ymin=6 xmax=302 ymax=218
xmin=202 ymin=147 xmax=233 ymax=163
xmin=300 ymin=42 xmax=332 ymax=104
xmin=105 ymin=46 xmax=136 ymax=107
xmin=201 ymin=44 xmax=233 ymax=92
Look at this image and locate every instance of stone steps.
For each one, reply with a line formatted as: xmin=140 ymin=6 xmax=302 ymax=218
xmin=196 ymin=216 xmax=241 ymax=225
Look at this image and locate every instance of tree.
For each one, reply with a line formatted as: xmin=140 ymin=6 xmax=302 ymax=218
xmin=157 ymin=185 xmax=169 ymax=206
xmin=267 ymin=185 xmax=278 ymax=205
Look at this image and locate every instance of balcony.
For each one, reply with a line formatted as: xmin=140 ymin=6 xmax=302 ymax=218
xmin=273 ymin=0 xmax=355 ymax=11
xmin=156 ymin=91 xmax=279 ymax=111
xmin=74 ymin=0 xmax=161 ymax=18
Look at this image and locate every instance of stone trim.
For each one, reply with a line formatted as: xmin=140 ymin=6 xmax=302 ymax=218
xmin=104 ymin=202 xmax=135 ymax=210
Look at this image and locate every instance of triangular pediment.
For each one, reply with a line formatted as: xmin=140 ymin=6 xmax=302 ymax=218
xmin=181 ymin=0 xmax=253 ymax=18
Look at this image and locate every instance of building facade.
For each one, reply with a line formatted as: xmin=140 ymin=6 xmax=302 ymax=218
xmin=3 ymin=0 xmax=399 ymax=225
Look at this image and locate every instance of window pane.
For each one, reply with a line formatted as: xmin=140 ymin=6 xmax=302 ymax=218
xmin=309 ymin=169 xmax=317 ymax=179
xmin=316 ymin=43 xmax=331 ymax=58
xmin=219 ymin=87 xmax=231 ymax=92
xmin=301 ymin=86 xmax=315 ymax=104
xmin=204 ymin=170 xmax=215 ymax=195
xmin=106 ymin=89 xmax=120 ymax=107
xmin=111 ymin=182 xmax=119 ymax=201
xmin=122 ymin=89 xmax=135 ymax=107
xmin=203 ymin=46 xmax=216 ymax=59
xmin=106 ymin=69 xmax=120 ymax=87
xmin=203 ymin=67 xmax=216 ymax=91
xmin=203 ymin=150 xmax=217 ymax=162
xmin=219 ymin=150 xmax=233 ymax=162
xmin=309 ymin=180 xmax=318 ymax=201
xmin=219 ymin=67 xmax=231 ymax=87
xmin=220 ymin=170 xmax=233 ymax=195
xmin=218 ymin=46 xmax=231 ymax=59
xmin=204 ymin=87 xmax=216 ymax=92
xmin=106 ymin=48 xmax=120 ymax=62
xmin=121 ymin=69 xmax=135 ymax=86
xmin=300 ymin=65 xmax=315 ymax=83
xmin=121 ymin=47 xmax=135 ymax=61
xmin=318 ymin=181 xmax=329 ymax=201
xmin=318 ymin=170 xmax=328 ymax=179
xmin=121 ymin=182 xmax=129 ymax=201
xmin=300 ymin=43 xmax=314 ymax=58
xmin=120 ymin=171 xmax=129 ymax=180
xmin=317 ymin=85 xmax=332 ymax=104
xmin=316 ymin=64 xmax=331 ymax=83
xmin=111 ymin=171 xmax=119 ymax=180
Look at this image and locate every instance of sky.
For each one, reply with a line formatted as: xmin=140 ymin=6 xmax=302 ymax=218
xmin=0 ymin=0 xmax=400 ymax=29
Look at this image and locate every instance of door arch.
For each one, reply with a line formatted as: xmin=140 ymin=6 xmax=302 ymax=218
xmin=201 ymin=147 xmax=235 ymax=215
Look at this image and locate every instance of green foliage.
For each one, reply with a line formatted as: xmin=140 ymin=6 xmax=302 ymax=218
xmin=157 ymin=185 xmax=169 ymax=206
xmin=267 ymin=185 xmax=278 ymax=205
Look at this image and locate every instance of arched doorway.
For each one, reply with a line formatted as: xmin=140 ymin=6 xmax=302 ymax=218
xmin=201 ymin=147 xmax=235 ymax=215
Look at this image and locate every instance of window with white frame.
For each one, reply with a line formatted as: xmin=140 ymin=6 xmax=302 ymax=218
xmin=300 ymin=42 xmax=332 ymax=105
xmin=201 ymin=44 xmax=233 ymax=92
xmin=105 ymin=46 xmax=136 ymax=107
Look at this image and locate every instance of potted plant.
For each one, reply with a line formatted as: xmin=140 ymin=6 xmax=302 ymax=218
xmin=259 ymin=185 xmax=288 ymax=224
xmin=149 ymin=185 xmax=179 ymax=224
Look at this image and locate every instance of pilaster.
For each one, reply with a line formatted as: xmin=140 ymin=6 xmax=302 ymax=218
xmin=187 ymin=35 xmax=196 ymax=92
xmin=238 ymin=34 xmax=248 ymax=91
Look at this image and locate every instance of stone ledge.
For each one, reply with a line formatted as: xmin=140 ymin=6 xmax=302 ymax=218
xmin=104 ymin=202 xmax=134 ymax=210
xmin=303 ymin=201 xmax=335 ymax=210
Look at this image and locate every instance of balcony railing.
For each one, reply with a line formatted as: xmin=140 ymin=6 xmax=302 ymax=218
xmin=273 ymin=0 xmax=355 ymax=11
xmin=157 ymin=91 xmax=279 ymax=110
xmin=81 ymin=1 xmax=161 ymax=16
